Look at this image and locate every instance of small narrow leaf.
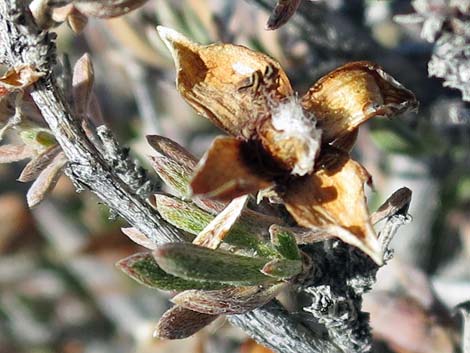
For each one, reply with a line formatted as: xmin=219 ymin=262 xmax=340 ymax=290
xmin=27 ymin=152 xmax=66 ymax=207
xmin=267 ymin=0 xmax=302 ymax=30
xmin=154 ymin=305 xmax=217 ymax=340
xmin=121 ymin=227 xmax=157 ymax=249
xmin=73 ymin=53 xmax=94 ymax=118
xmin=117 ymin=253 xmax=229 ymax=291
xmin=172 ymin=283 xmax=285 ymax=315
xmin=18 ymin=144 xmax=61 ymax=182
xmin=261 ymin=258 xmax=302 ymax=279
xmin=154 ymin=194 xmax=213 ymax=235
xmin=147 ymin=135 xmax=224 ymax=213
xmin=0 ymin=144 xmax=34 ymax=163
xmin=269 ymin=225 xmax=301 ymax=260
xmin=370 ymin=187 xmax=412 ymax=224
xmin=154 ymin=243 xmax=275 ymax=285
xmin=74 ymin=0 xmax=149 ymax=18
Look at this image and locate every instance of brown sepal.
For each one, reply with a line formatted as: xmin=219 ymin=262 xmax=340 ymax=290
xmin=282 ymin=151 xmax=383 ymax=264
xmin=193 ymin=195 xmax=248 ymax=249
xmin=190 ymin=136 xmax=274 ymax=201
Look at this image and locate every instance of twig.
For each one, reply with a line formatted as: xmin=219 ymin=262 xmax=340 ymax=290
xmin=231 ymin=300 xmax=342 ymax=353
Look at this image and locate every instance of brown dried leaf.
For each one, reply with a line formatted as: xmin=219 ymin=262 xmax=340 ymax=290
xmin=191 ymin=136 xmax=274 ymax=201
xmin=18 ymin=144 xmax=61 ymax=182
xmin=154 ymin=305 xmax=218 ymax=340
xmin=301 ymin=61 xmax=418 ymax=144
xmin=121 ymin=227 xmax=157 ymax=249
xmin=266 ymin=0 xmax=302 ymax=30
xmin=73 ymin=53 xmax=94 ymax=117
xmin=172 ymin=283 xmax=285 ymax=315
xmin=0 ymin=65 xmax=44 ymax=96
xmin=193 ymin=195 xmax=248 ymax=249
xmin=157 ymin=26 xmax=293 ymax=138
xmin=0 ymin=144 xmax=34 ymax=163
xmin=74 ymin=0 xmax=148 ymax=18
xmin=27 ymin=152 xmax=67 ymax=208
xmin=282 ymin=152 xmax=383 ymax=264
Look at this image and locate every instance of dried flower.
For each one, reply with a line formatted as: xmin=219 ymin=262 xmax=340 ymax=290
xmin=157 ymin=26 xmax=417 ymax=264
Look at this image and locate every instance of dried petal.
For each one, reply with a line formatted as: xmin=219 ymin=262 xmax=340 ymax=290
xmin=153 ymin=243 xmax=275 ymax=285
xmin=157 ymin=26 xmax=293 ymax=138
xmin=0 ymin=65 xmax=44 ymax=96
xmin=193 ymin=195 xmax=248 ymax=249
xmin=121 ymin=227 xmax=157 ymax=249
xmin=74 ymin=0 xmax=148 ymax=18
xmin=172 ymin=283 xmax=285 ymax=315
xmin=27 ymin=152 xmax=67 ymax=207
xmin=154 ymin=305 xmax=218 ymax=340
xmin=266 ymin=0 xmax=302 ymax=30
xmin=282 ymin=152 xmax=383 ymax=264
xmin=191 ymin=136 xmax=274 ymax=201
xmin=117 ymin=252 xmax=229 ymax=291
xmin=301 ymin=61 xmax=418 ymax=144
xmin=0 ymin=144 xmax=34 ymax=163
xmin=73 ymin=53 xmax=94 ymax=117
xmin=18 ymin=144 xmax=61 ymax=182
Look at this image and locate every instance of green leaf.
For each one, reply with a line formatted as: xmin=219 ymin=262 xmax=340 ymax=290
xmin=261 ymin=258 xmax=302 ymax=279
xmin=269 ymin=225 xmax=301 ymax=260
xmin=117 ymin=252 xmax=229 ymax=291
xmin=147 ymin=135 xmax=197 ymax=199
xmin=153 ymin=243 xmax=276 ymax=285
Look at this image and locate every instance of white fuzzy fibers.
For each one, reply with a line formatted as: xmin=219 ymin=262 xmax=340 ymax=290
xmin=270 ymin=97 xmax=322 ymax=176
